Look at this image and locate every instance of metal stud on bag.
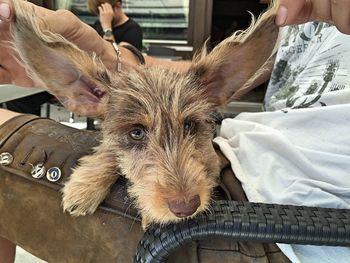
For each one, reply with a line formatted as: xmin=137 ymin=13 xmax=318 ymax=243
xmin=0 ymin=152 xmax=13 ymax=166
xmin=46 ymin=167 xmax=62 ymax=182
xmin=31 ymin=163 xmax=46 ymax=179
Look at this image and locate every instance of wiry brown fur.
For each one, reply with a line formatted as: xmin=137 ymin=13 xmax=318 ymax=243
xmin=191 ymin=0 xmax=280 ymax=105
xmin=104 ymin=67 xmax=219 ymax=226
xmin=10 ymin=0 xmax=280 ymax=228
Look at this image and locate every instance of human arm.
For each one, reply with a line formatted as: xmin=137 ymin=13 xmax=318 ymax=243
xmin=98 ymin=2 xmax=116 ymax=42
xmin=0 ymin=0 xmax=191 ymax=81
xmin=276 ymin=0 xmax=350 ymax=34
xmin=0 ymin=0 xmax=143 ymax=86
xmin=0 ymin=108 xmax=20 ymax=124
xmin=0 ymin=0 xmax=122 ymax=69
xmin=144 ymin=56 xmax=192 ymax=73
xmin=0 ymin=0 xmax=193 ymax=116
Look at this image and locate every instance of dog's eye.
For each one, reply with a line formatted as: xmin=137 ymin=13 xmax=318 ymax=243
xmin=129 ymin=128 xmax=146 ymax=141
xmin=97 ymin=70 xmax=111 ymax=84
xmin=184 ymin=119 xmax=196 ymax=134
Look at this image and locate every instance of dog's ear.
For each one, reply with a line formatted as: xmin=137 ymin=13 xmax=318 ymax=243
xmin=10 ymin=0 xmax=110 ymax=118
xmin=190 ymin=1 xmax=280 ymax=107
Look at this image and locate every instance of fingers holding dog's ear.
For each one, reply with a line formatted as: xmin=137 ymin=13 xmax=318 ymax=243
xmin=41 ymin=8 xmax=119 ymax=70
xmin=13 ymin=35 xmax=109 ymax=117
xmin=276 ymin=0 xmax=313 ymax=26
xmin=9 ymin=0 xmax=110 ymax=117
xmin=330 ymin=0 xmax=350 ymax=34
xmin=276 ymin=0 xmax=333 ymax=26
xmin=0 ymin=0 xmax=14 ymax=22
xmin=276 ymin=0 xmax=350 ymax=34
xmin=0 ymin=0 xmax=13 ymax=38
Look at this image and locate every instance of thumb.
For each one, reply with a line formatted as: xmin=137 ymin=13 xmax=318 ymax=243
xmin=275 ymin=0 xmax=311 ymax=26
xmin=0 ymin=1 xmax=13 ymax=22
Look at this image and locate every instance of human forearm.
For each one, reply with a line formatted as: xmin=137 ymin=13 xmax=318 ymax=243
xmin=0 ymin=109 xmax=21 ymax=125
xmin=0 ymin=0 xmax=140 ymax=83
xmin=40 ymin=9 xmax=119 ymax=70
xmin=144 ymin=56 xmax=192 ymax=73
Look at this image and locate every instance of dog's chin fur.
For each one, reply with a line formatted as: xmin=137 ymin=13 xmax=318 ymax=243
xmin=117 ymin=126 xmax=221 ymax=228
xmin=127 ymin=166 xmax=219 ymax=229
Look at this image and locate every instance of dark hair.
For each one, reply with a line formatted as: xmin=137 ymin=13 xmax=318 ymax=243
xmin=87 ymin=0 xmax=122 ymax=15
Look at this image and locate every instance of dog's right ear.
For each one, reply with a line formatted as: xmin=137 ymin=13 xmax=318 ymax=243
xmin=189 ymin=0 xmax=280 ymax=107
xmin=10 ymin=0 xmax=110 ymax=118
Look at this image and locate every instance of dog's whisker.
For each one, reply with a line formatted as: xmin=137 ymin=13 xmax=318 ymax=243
xmin=205 ymin=203 xmax=215 ymax=215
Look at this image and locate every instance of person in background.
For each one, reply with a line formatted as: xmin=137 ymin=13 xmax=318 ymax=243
xmin=88 ymin=0 xmax=143 ymax=50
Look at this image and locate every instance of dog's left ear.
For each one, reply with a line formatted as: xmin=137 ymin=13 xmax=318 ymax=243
xmin=10 ymin=0 xmax=110 ymax=118
xmin=190 ymin=1 xmax=280 ymax=107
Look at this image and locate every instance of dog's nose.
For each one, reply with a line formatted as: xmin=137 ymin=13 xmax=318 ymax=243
xmin=168 ymin=195 xmax=201 ymax=218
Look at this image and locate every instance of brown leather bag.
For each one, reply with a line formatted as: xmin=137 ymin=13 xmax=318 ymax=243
xmin=0 ymin=115 xmax=290 ymax=263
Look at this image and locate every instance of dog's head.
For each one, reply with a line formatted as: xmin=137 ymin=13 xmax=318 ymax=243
xmin=10 ymin=0 xmax=279 ymax=225
xmin=100 ymin=66 xmax=219 ymax=224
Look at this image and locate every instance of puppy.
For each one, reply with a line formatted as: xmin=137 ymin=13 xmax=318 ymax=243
xmin=10 ymin=0 xmax=279 ymax=228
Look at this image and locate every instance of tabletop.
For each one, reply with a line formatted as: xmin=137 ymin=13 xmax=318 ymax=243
xmin=0 ymin=85 xmax=45 ymax=104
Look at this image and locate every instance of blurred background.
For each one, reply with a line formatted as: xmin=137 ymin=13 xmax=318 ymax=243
xmin=31 ymin=0 xmax=269 ymax=59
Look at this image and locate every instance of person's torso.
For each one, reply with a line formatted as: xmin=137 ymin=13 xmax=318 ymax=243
xmin=93 ymin=18 xmax=143 ymax=50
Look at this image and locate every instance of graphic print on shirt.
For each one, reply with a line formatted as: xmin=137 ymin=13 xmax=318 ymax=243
xmin=265 ymin=22 xmax=350 ymax=111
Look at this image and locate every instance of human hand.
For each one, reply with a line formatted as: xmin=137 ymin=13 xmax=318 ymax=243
xmin=0 ymin=0 xmax=119 ymax=88
xmin=0 ymin=0 xmax=184 ymax=89
xmin=98 ymin=2 xmax=114 ymax=30
xmin=275 ymin=0 xmax=350 ymax=34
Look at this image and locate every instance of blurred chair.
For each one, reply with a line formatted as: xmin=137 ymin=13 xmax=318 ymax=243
xmin=146 ymin=46 xmax=176 ymax=57
xmin=145 ymin=46 xmax=182 ymax=61
xmin=44 ymin=101 xmax=97 ymax=130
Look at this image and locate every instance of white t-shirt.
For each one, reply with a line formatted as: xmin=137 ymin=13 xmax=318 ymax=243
xmin=215 ymin=23 xmax=350 ymax=263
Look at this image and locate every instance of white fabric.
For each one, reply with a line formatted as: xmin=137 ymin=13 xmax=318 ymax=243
xmin=264 ymin=22 xmax=350 ymax=111
xmin=217 ymin=21 xmax=350 ymax=262
xmin=214 ymin=104 xmax=350 ymax=263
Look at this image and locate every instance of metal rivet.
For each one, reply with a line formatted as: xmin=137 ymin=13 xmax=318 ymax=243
xmin=0 ymin=152 xmax=13 ymax=166
xmin=31 ymin=164 xmax=46 ymax=179
xmin=46 ymin=167 xmax=62 ymax=182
